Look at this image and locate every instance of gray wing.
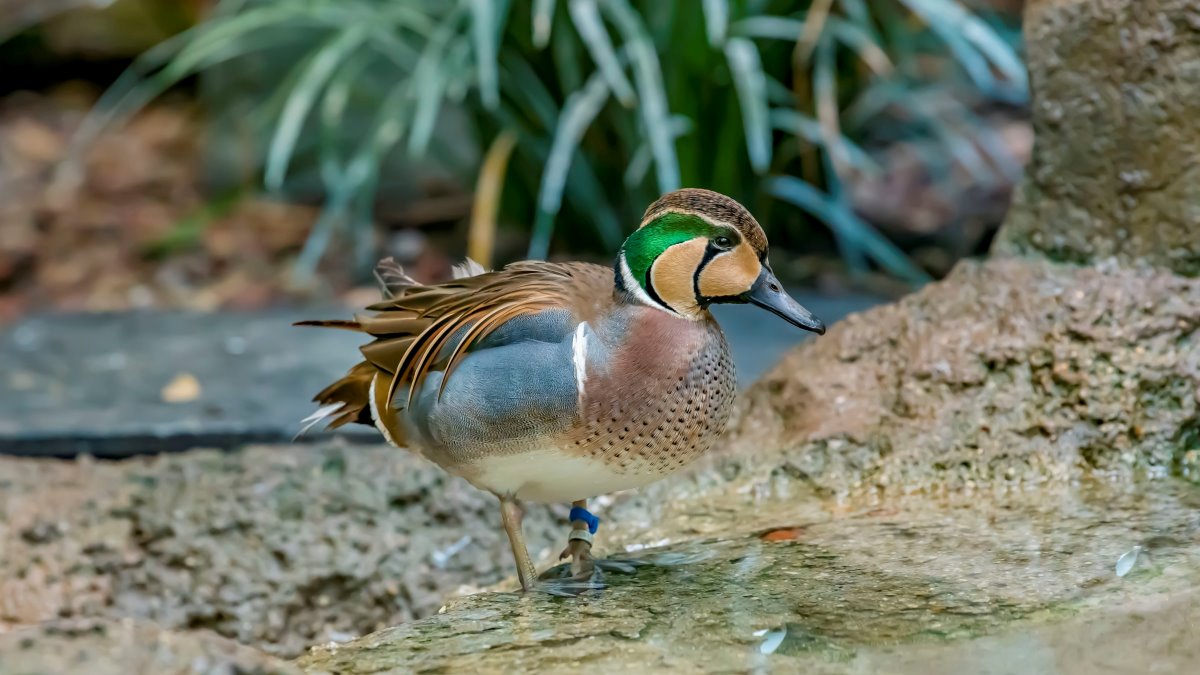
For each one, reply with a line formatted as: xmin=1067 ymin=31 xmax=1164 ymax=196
xmin=398 ymin=308 xmax=594 ymax=461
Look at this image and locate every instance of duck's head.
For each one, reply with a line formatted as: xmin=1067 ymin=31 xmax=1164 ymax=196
xmin=616 ymin=188 xmax=825 ymax=334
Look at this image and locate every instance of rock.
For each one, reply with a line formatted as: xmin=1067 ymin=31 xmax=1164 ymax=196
xmin=0 ymin=444 xmax=571 ymax=658
xmin=0 ymin=617 xmax=299 ymax=675
xmin=994 ymin=0 xmax=1200 ymax=275
xmin=297 ymin=479 xmax=1200 ymax=673
xmin=729 ymin=257 xmax=1200 ymax=495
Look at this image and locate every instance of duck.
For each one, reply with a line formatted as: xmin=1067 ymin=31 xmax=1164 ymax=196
xmin=298 ymin=188 xmax=825 ymax=592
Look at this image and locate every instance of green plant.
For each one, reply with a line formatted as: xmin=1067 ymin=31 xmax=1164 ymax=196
xmin=67 ymin=0 xmax=1025 ymax=283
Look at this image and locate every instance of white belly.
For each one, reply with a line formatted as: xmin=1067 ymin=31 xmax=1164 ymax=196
xmin=466 ymin=449 xmax=665 ymax=503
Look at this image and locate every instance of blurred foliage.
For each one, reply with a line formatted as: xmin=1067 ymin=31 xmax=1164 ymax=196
xmin=60 ymin=0 xmax=1025 ymax=283
xmin=0 ymin=0 xmax=205 ymax=56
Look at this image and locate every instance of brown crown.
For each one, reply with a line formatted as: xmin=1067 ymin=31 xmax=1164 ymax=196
xmin=640 ymin=188 xmax=768 ymax=255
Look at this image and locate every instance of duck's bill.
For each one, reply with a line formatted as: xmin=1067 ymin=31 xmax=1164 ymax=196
xmin=743 ymin=268 xmax=826 ymax=335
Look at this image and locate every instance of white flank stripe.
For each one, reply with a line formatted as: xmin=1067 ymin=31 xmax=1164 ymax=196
xmin=368 ymin=376 xmax=399 ymax=447
xmin=572 ymin=321 xmax=589 ymax=405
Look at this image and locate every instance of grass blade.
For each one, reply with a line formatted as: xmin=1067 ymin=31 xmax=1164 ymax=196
xmin=443 ymin=38 xmax=475 ymax=102
xmin=624 ymin=115 xmax=691 ymax=188
xmin=826 ymin=17 xmax=892 ymax=75
xmin=914 ymin=96 xmax=992 ymax=183
xmin=68 ymin=6 xmax=315 ymax=162
xmin=724 ymin=38 xmax=771 ymax=173
xmin=900 ymin=0 xmax=1027 ymax=94
xmin=766 ymin=176 xmax=930 ymax=285
xmin=813 ymin=34 xmax=850 ymax=176
xmin=533 ymin=0 xmax=556 ymax=49
xmin=552 ymin=16 xmax=585 ymax=95
xmin=796 ymin=0 xmax=834 ymax=64
xmin=351 ymin=168 xmax=381 ymax=274
xmin=841 ymin=78 xmax=903 ymax=129
xmin=319 ymin=52 xmax=372 ymax=187
xmin=624 ymin=144 xmax=652 ymax=187
xmin=765 ymin=74 xmax=797 ymax=106
xmin=408 ymin=9 xmax=466 ymax=156
xmin=469 ymin=130 xmax=519 ymax=268
xmin=568 ymin=0 xmax=636 ymax=106
xmin=730 ymin=16 xmax=804 ymax=42
xmin=837 ymin=0 xmax=881 ymax=42
xmin=468 ymin=0 xmax=501 ymax=110
xmin=701 ymin=0 xmax=728 ymax=46
xmin=408 ymin=72 xmax=447 ymax=157
xmin=529 ymin=72 xmax=611 ymax=259
xmin=564 ymin=153 xmax=624 ymax=250
xmin=921 ymin=88 xmax=1024 ymax=182
xmin=294 ymin=80 xmax=411 ymax=282
xmin=502 ymin=58 xmax=561 ymax=128
xmin=265 ymin=24 xmax=369 ymax=191
xmin=770 ymin=108 xmax=879 ymax=173
xmin=732 ymin=15 xmax=890 ymax=75
xmin=602 ymin=0 xmax=679 ymax=193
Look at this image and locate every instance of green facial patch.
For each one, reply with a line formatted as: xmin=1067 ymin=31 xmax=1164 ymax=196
xmin=622 ymin=213 xmax=724 ymax=290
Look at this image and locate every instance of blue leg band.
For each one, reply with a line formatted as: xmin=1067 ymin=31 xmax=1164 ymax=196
xmin=569 ymin=506 xmax=600 ymax=534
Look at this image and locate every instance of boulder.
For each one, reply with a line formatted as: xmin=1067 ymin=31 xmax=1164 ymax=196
xmin=0 ymin=617 xmax=298 ymax=675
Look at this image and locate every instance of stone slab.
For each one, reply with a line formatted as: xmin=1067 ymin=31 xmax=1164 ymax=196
xmin=0 ymin=291 xmax=880 ymax=456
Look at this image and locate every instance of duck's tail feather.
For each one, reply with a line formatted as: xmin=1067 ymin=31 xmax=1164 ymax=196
xmin=451 ymin=258 xmax=488 ymax=279
xmin=375 ymin=257 xmax=420 ymax=298
xmin=294 ymin=403 xmax=347 ymax=440
xmin=294 ymin=361 xmax=377 ymax=439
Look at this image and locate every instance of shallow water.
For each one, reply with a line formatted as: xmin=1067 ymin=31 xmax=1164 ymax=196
xmin=301 ymin=478 xmax=1200 ymax=673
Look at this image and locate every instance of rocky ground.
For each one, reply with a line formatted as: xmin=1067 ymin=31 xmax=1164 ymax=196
xmin=0 ymin=617 xmax=301 ymax=675
xmin=0 ymin=443 xmax=573 ymax=658
xmin=1 ymin=255 xmax=1198 ymax=673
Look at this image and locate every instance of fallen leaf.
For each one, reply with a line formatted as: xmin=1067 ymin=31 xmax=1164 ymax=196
xmin=161 ymin=372 xmax=201 ymax=403
xmin=760 ymin=527 xmax=807 ymax=542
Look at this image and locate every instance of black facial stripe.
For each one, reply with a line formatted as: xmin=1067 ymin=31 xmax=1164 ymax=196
xmin=694 ymin=245 xmax=727 ymax=307
xmin=643 ymin=265 xmax=674 ymax=312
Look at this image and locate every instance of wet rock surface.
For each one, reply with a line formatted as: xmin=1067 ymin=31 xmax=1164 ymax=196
xmin=0 ymin=617 xmax=300 ymax=675
xmin=298 ymin=479 xmax=1200 ymax=673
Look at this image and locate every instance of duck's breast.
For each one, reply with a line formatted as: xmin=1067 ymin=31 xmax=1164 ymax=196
xmin=568 ymin=307 xmax=737 ymax=479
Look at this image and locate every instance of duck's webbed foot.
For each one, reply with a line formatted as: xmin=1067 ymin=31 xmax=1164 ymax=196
xmin=500 ymin=497 xmax=618 ymax=596
xmin=537 ymin=500 xmax=647 ymax=588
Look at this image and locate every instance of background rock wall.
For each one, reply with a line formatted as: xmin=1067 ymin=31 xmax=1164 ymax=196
xmin=994 ymin=0 xmax=1200 ymax=274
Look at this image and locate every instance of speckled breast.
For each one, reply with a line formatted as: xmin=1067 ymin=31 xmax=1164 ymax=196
xmin=570 ymin=314 xmax=737 ymax=479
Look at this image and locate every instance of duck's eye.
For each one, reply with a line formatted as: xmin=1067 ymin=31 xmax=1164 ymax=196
xmin=714 ymin=236 xmax=733 ymax=249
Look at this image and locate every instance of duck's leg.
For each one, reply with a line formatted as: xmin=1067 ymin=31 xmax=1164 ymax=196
xmin=561 ymin=499 xmax=598 ymax=575
xmin=502 ymin=497 xmax=608 ymax=596
xmin=498 ymin=497 xmax=538 ymax=591
xmin=558 ymin=500 xmax=644 ymax=576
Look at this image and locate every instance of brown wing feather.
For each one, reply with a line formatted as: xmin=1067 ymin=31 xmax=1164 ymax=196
xmin=377 ymin=261 xmax=596 ymax=409
xmin=297 ymin=260 xmax=612 ymax=436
